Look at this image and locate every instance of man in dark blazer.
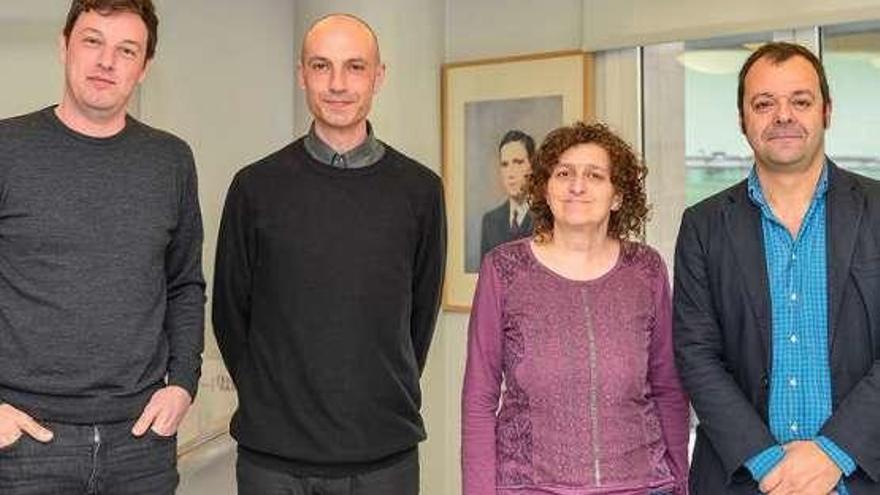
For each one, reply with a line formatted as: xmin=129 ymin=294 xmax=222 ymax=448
xmin=674 ymin=42 xmax=880 ymax=494
xmin=480 ymin=130 xmax=535 ymax=259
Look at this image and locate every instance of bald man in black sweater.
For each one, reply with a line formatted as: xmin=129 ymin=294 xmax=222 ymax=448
xmin=213 ymin=14 xmax=446 ymax=495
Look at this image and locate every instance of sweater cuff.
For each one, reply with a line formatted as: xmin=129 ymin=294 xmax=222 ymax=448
xmin=816 ymin=436 xmax=857 ymax=477
xmin=745 ymin=445 xmax=785 ymax=483
xmin=167 ymin=371 xmax=199 ymax=401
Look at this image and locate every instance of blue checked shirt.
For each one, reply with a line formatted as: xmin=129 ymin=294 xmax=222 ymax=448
xmin=743 ymin=163 xmax=856 ymax=493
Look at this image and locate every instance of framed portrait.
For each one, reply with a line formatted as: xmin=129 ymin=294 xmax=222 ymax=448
xmin=442 ymin=50 xmax=593 ymax=311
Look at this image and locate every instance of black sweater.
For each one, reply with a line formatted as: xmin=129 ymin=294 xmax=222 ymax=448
xmin=212 ymin=138 xmax=445 ymax=474
xmin=0 ymin=107 xmax=205 ymax=423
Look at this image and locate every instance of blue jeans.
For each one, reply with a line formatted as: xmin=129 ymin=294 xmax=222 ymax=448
xmin=0 ymin=420 xmax=177 ymax=494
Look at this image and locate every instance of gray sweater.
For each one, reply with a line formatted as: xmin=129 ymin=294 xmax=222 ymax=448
xmin=0 ymin=107 xmax=205 ymax=423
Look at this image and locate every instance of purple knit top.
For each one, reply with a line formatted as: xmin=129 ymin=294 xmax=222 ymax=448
xmin=462 ymin=239 xmax=689 ymax=495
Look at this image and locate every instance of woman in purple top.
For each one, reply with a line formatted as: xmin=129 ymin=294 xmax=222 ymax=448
xmin=462 ymin=122 xmax=689 ymax=495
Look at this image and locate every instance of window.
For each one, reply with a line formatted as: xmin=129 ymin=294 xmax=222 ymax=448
xmin=681 ymin=34 xmax=775 ymax=205
xmin=823 ymin=22 xmax=880 ymax=179
xmin=640 ymin=33 xmax=775 ymax=260
xmin=631 ymin=23 xmax=879 ymax=263
xmin=643 ymin=32 xmax=775 ymax=210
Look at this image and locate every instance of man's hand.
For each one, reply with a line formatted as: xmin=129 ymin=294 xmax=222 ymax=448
xmin=759 ymin=440 xmax=842 ymax=495
xmin=131 ymin=385 xmax=192 ymax=438
xmin=0 ymin=403 xmax=53 ymax=448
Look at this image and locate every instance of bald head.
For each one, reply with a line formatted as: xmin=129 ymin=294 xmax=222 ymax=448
xmin=301 ymin=13 xmax=380 ymax=65
xmin=297 ymin=12 xmax=386 ymax=149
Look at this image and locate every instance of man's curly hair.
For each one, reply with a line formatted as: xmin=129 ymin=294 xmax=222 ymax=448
xmin=527 ymin=121 xmax=649 ymax=241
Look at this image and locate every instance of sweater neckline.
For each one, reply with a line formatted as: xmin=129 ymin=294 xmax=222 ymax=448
xmin=40 ymin=105 xmax=135 ymax=146
xmin=297 ymin=138 xmax=389 ymax=178
xmin=524 ymin=238 xmax=627 ymax=286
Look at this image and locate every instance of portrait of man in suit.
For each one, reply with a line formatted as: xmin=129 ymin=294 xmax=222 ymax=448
xmin=462 ymin=96 xmax=561 ymax=273
xmin=479 ymin=130 xmax=536 ymax=259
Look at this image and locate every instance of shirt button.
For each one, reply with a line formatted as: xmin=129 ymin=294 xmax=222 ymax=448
xmin=791 ymin=253 xmax=797 ymax=260
xmin=789 ymin=377 xmax=798 ymax=388
xmin=790 ymin=422 xmax=799 ymax=433
xmin=790 ymin=293 xmax=798 ymax=302
xmin=790 ymin=334 xmax=798 ymax=344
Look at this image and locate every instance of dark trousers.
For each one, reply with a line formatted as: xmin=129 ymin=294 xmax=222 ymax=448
xmin=0 ymin=420 xmax=177 ymax=495
xmin=237 ymin=448 xmax=419 ymax=495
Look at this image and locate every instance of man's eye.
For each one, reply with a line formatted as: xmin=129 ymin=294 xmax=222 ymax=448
xmin=753 ymin=100 xmax=774 ymax=112
xmin=792 ymin=98 xmax=812 ymax=110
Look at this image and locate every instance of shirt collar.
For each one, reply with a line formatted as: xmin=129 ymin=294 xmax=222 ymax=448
xmin=303 ymin=121 xmax=385 ymax=169
xmin=747 ymin=157 xmax=830 ymax=209
xmin=509 ymin=199 xmax=529 ymax=222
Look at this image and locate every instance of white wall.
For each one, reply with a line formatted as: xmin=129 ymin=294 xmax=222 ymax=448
xmin=446 ymin=0 xmax=583 ymax=61
xmin=0 ymin=1 xmax=66 ymax=119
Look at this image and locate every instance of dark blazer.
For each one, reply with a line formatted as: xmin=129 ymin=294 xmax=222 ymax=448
xmin=479 ymin=201 xmax=533 ymax=259
xmin=673 ymin=162 xmax=880 ymax=494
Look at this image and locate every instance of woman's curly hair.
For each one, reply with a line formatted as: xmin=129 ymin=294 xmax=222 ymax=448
xmin=527 ymin=121 xmax=649 ymax=241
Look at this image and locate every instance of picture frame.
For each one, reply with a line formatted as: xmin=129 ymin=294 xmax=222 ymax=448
xmin=441 ymin=50 xmax=593 ymax=311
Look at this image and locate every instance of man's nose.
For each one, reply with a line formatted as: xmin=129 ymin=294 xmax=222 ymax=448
xmin=96 ymin=46 xmax=115 ymax=71
xmin=328 ymin=68 xmax=345 ymax=92
xmin=773 ymin=99 xmax=795 ymax=124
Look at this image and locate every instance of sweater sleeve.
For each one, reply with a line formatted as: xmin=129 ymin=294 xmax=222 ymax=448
xmin=212 ymin=171 xmax=255 ymax=383
xmin=164 ymin=150 xmax=206 ymax=399
xmin=410 ymin=176 xmax=446 ymax=373
xmin=461 ymin=256 xmax=504 ymax=495
xmin=649 ymin=256 xmax=690 ymax=494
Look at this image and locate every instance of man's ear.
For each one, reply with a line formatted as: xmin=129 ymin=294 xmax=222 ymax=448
xmin=297 ymin=61 xmax=306 ymax=90
xmin=823 ymin=101 xmax=832 ymax=130
xmin=373 ymin=63 xmax=386 ymax=94
xmin=137 ymin=58 xmax=152 ymax=84
xmin=58 ymin=33 xmax=68 ymax=66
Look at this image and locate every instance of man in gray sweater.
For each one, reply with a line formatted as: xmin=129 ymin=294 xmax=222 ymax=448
xmin=0 ymin=1 xmax=205 ymax=493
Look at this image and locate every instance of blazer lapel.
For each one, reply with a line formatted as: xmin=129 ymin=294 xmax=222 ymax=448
xmin=520 ymin=210 xmax=534 ymax=235
xmin=495 ymin=202 xmax=511 ymax=241
xmin=827 ymin=163 xmax=863 ymax=349
xmin=724 ymin=183 xmax=772 ymax=363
